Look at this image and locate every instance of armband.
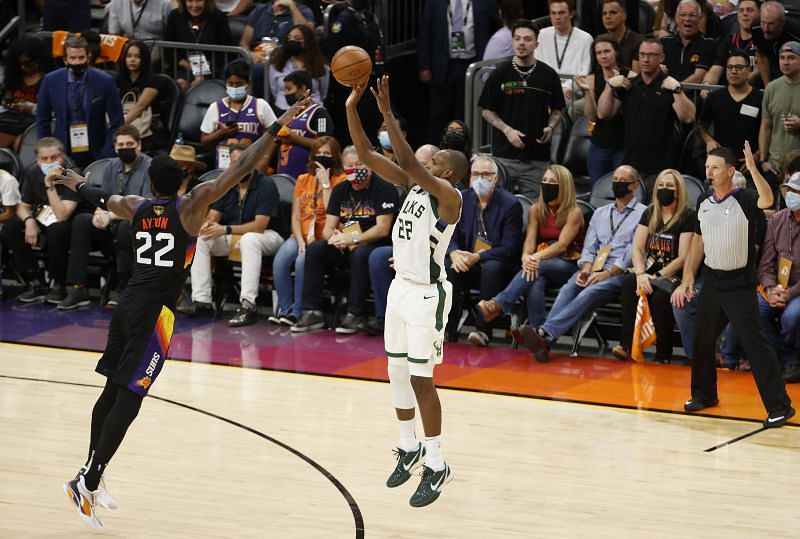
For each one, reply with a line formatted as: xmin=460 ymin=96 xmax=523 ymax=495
xmin=77 ymin=182 xmax=111 ymax=211
xmin=267 ymin=121 xmax=282 ymax=137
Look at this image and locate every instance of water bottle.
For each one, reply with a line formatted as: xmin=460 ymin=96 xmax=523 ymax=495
xmin=175 ymin=132 xmax=184 ymax=145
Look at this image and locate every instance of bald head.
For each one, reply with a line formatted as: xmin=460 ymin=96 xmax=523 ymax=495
xmin=415 ymin=144 xmax=440 ymax=169
xmin=435 ymin=149 xmax=469 ymax=185
xmin=613 ymin=164 xmax=638 ymax=183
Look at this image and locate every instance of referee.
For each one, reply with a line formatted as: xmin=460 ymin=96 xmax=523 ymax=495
xmin=673 ymin=145 xmax=795 ymax=428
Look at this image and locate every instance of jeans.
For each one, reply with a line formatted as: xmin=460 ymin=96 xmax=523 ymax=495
xmin=758 ymin=294 xmax=800 ymax=368
xmin=587 ymin=142 xmax=625 ymax=186
xmin=446 ymin=258 xmax=515 ymax=335
xmin=368 ymin=245 xmax=394 ymax=319
xmin=671 ymin=276 xmax=701 ymax=360
xmin=494 ymin=257 xmax=577 ymax=327
xmin=541 ymin=270 xmax=627 ymax=341
xmin=272 ymin=237 xmax=306 ymax=318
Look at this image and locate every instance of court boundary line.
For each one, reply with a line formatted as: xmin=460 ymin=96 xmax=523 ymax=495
xmin=704 ymin=427 xmax=767 ymax=452
xmin=0 ymin=373 xmax=365 ymax=539
xmin=2 ymin=340 xmax=797 ymax=431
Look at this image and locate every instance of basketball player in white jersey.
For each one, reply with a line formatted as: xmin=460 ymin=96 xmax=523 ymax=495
xmin=346 ymin=75 xmax=468 ymax=507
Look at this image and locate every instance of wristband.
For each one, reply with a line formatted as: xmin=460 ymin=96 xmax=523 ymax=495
xmin=23 ymin=215 xmax=35 ymax=224
xmin=77 ymin=182 xmax=112 ymax=211
xmin=225 ymin=225 xmax=232 ymax=235
xmin=267 ymin=121 xmax=282 ymax=137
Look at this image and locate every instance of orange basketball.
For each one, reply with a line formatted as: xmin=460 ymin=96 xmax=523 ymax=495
xmin=331 ymin=46 xmax=372 ymax=87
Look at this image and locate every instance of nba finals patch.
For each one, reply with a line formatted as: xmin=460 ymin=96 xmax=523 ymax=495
xmin=153 ymin=206 xmax=165 ymax=216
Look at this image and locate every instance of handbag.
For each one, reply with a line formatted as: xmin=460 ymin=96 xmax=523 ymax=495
xmin=652 ymin=274 xmax=681 ymax=294
xmin=120 ymin=90 xmax=152 ymax=138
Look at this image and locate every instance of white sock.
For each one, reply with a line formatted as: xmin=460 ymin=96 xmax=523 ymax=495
xmin=398 ymin=418 xmax=418 ymax=451
xmin=424 ymin=436 xmax=444 ymax=471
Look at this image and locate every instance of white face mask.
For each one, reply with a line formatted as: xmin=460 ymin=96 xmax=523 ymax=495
xmin=226 ymin=85 xmax=247 ymax=101
xmin=39 ymin=161 xmax=60 ymax=177
xmin=472 ymin=176 xmax=494 ymax=198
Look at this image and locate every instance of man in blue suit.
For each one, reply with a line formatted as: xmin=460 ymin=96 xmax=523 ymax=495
xmin=36 ymin=36 xmax=124 ymax=169
xmin=418 ymin=0 xmax=498 ymax=143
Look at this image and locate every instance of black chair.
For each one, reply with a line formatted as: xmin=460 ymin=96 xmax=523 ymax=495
xmin=0 ymin=147 xmax=22 ymax=179
xmin=561 ymin=115 xmax=592 ymax=198
xmin=151 ymin=73 xmax=182 ymax=141
xmin=515 ymin=193 xmax=533 ymax=234
xmin=270 ymin=173 xmax=297 ymax=232
xmin=550 ymin=112 xmax=572 ymax=165
xmin=682 ymin=174 xmax=707 ymax=209
xmin=174 ymin=80 xmax=226 ymax=148
xmin=677 ymin=126 xmax=706 ymax=180
xmin=589 ymin=171 xmax=648 ymax=209
xmin=83 ymin=158 xmax=115 ymax=187
xmin=576 ymin=198 xmax=595 ymax=226
xmin=495 ymin=157 xmax=509 ymax=191
xmin=198 ymin=168 xmax=223 ymax=183
xmin=639 ymin=0 xmax=656 ymax=36
xmin=228 ymin=16 xmax=249 ymax=46
xmin=18 ymin=123 xmax=39 ymax=172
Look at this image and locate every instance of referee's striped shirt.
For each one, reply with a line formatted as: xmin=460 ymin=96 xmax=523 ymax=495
xmin=696 ymin=188 xmax=764 ymax=272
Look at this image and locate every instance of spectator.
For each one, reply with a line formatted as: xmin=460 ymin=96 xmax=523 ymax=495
xmin=614 ymin=169 xmax=697 ymax=362
xmin=0 ymin=138 xmax=81 ymax=303
xmin=483 ymin=0 xmax=524 ymax=61
xmin=376 ymin=113 xmax=407 ymax=165
xmin=274 ymin=70 xmax=335 ymax=179
xmin=698 ymin=50 xmax=762 ymax=165
xmin=0 ymin=37 xmax=52 ymax=151
xmin=479 ymin=19 xmax=566 ymax=199
xmin=599 ymin=0 xmax=643 ymax=71
xmin=0 ymin=169 xmax=21 ymax=296
xmin=164 ymin=0 xmax=234 ymax=92
xmin=169 ymin=143 xmax=207 ymax=195
xmin=179 ymin=143 xmax=285 ymax=326
xmin=200 ymin=60 xmax=277 ymax=168
xmin=216 ymin=0 xmax=253 ymax=17
xmin=36 ymin=36 xmax=124 ymax=169
xmin=701 ymin=0 xmax=758 ymax=87
xmin=324 ymin=0 xmax=383 ymax=147
xmin=751 ymin=1 xmax=800 ymax=87
xmin=42 ymin=0 xmax=91 ymax=32
xmin=415 ymin=144 xmax=441 ymax=169
xmin=514 ymin=164 xmax=646 ymax=363
xmin=241 ymin=0 xmax=314 ymax=61
xmin=659 ymin=0 xmax=717 ymax=84
xmin=574 ymin=33 xmax=627 ymax=185
xmin=270 ymin=136 xmax=346 ymax=325
xmin=267 ymin=24 xmax=330 ymax=112
xmin=291 ymin=145 xmax=399 ymax=334
xmin=439 ymin=120 xmax=474 ymax=163
xmin=535 ymin=0 xmax=593 ymax=104
xmin=445 ymin=154 xmax=522 ymax=347
xmin=116 ymin=41 xmax=166 ymax=152
xmin=579 ymin=0 xmax=640 ymax=36
xmin=673 ymin=147 xmax=793 ymax=427
xmin=759 ymin=172 xmax=800 ymax=381
xmin=476 ymin=164 xmax=584 ymax=330
xmin=108 ymin=0 xmax=172 ymax=41
xmin=597 ymin=37 xmax=695 ymax=180
xmin=59 ymin=125 xmax=153 ymax=310
xmin=759 ymin=41 xmax=800 ymax=184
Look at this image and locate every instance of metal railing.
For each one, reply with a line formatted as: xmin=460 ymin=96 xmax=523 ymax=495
xmin=150 ymin=40 xmax=254 ymax=86
xmin=375 ymin=0 xmax=423 ymax=57
xmin=0 ymin=16 xmax=21 ymax=45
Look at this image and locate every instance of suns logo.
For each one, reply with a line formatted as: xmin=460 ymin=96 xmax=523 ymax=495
xmin=135 ymin=376 xmax=152 ymax=389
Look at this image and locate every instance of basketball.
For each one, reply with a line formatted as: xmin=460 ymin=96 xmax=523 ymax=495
xmin=331 ymin=46 xmax=372 ymax=87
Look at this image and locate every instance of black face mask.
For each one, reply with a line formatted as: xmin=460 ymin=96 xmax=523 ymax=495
xmin=284 ymin=40 xmax=304 ymax=57
xmin=117 ymin=148 xmax=138 ymax=165
xmin=611 ymin=181 xmax=632 ymax=199
xmin=541 ymin=183 xmax=560 ymax=204
xmin=656 ymin=188 xmax=676 ymax=206
xmin=285 ymin=92 xmax=299 ymax=106
xmin=351 ymin=0 xmax=369 ymax=10
xmin=441 ymin=130 xmax=466 ymax=151
xmin=315 ymin=155 xmax=334 ymax=169
xmin=69 ymin=62 xmax=88 ymax=77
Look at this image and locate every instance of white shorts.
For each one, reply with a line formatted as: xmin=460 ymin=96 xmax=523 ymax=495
xmin=384 ymin=277 xmax=452 ymax=377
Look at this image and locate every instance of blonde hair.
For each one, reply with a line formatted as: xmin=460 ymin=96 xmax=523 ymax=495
xmin=534 ymin=164 xmax=576 ymax=228
xmin=648 ymin=169 xmax=689 ymax=234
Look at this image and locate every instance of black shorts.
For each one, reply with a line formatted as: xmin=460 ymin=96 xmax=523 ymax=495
xmin=96 ymin=291 xmax=176 ymax=397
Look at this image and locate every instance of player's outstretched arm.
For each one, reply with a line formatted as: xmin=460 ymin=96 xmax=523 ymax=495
xmin=372 ymin=75 xmax=461 ymax=223
xmin=52 ymin=168 xmax=142 ymax=220
xmin=345 ymin=84 xmax=412 ymax=189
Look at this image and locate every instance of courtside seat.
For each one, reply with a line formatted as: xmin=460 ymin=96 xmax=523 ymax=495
xmin=561 ymin=115 xmax=592 ymax=199
xmin=174 ymin=80 xmax=226 ymax=151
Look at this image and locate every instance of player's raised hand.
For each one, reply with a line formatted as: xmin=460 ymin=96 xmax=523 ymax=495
xmin=370 ymin=75 xmax=392 ymax=116
xmin=52 ymin=168 xmax=87 ymax=192
xmin=346 ymin=83 xmax=367 ymax=109
xmin=278 ymin=90 xmax=311 ymax=125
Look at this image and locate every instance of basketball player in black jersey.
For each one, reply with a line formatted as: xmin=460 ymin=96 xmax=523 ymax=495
xmin=55 ymin=94 xmax=312 ymax=531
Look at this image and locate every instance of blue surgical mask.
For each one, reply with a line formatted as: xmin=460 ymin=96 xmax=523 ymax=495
xmin=226 ymin=86 xmax=247 ymax=102
xmin=786 ymin=192 xmax=800 ymax=211
xmin=472 ymin=176 xmax=494 ymax=198
xmin=378 ymin=130 xmax=392 ymax=151
xmin=40 ymin=162 xmax=60 ymax=177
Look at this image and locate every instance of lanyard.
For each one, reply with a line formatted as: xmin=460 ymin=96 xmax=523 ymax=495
xmin=476 ymin=208 xmax=488 ymax=239
xmin=129 ymin=0 xmax=149 ymax=31
xmin=554 ymin=28 xmax=573 ymax=70
xmin=789 ymin=217 xmax=797 ymax=257
xmin=608 ymin=206 xmax=632 ymax=240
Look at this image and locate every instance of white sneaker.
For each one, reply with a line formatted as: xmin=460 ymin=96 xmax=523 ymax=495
xmin=62 ymin=475 xmax=103 ymax=531
xmin=96 ymin=475 xmax=118 ymax=510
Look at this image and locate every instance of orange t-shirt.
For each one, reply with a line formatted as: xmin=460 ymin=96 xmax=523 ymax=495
xmin=294 ymin=171 xmax=346 ymax=240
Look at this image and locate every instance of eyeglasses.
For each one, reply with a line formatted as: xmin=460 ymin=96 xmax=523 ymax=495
xmin=470 ymin=171 xmax=497 ymax=177
xmin=726 ymin=64 xmax=748 ymax=71
xmin=638 ymin=52 xmax=662 ymax=58
xmin=676 ymin=12 xmax=699 ymax=18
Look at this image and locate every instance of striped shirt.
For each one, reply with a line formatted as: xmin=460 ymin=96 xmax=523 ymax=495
xmin=696 ymin=188 xmax=764 ymax=272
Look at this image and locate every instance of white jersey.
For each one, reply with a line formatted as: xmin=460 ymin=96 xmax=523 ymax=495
xmin=392 ymin=184 xmax=461 ymax=284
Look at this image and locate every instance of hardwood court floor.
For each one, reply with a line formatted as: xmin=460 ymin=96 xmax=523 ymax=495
xmin=1 ymin=343 xmax=799 ymax=538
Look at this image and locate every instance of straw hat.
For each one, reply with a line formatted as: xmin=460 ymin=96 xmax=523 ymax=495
xmin=169 ymin=144 xmax=207 ymax=171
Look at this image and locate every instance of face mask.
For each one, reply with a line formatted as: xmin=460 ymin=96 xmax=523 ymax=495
xmin=656 ymin=188 xmax=676 ymax=206
xmin=611 ymin=181 xmax=632 ymax=199
xmin=786 ymin=192 xmax=800 ymax=211
xmin=345 ymin=167 xmax=371 ymax=187
xmin=315 ymin=155 xmax=334 ymax=169
xmin=472 ymin=176 xmax=494 ymax=198
xmin=541 ymin=183 xmax=559 ymax=204
xmin=226 ymin=85 xmax=247 ymax=102
xmin=69 ymin=62 xmax=88 ymax=77
xmin=441 ymin=130 xmax=466 ymax=151
xmin=39 ymin=161 xmax=60 ymax=177
xmin=284 ymin=40 xmax=304 ymax=57
xmin=351 ymin=0 xmax=369 ymax=10
xmin=117 ymin=147 xmax=138 ymax=165
xmin=378 ymin=130 xmax=392 ymax=151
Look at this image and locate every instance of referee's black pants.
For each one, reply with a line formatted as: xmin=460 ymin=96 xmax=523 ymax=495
xmin=692 ymin=267 xmax=791 ymax=414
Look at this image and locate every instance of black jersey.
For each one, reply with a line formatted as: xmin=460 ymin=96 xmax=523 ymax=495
xmin=127 ymin=196 xmax=196 ymax=306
